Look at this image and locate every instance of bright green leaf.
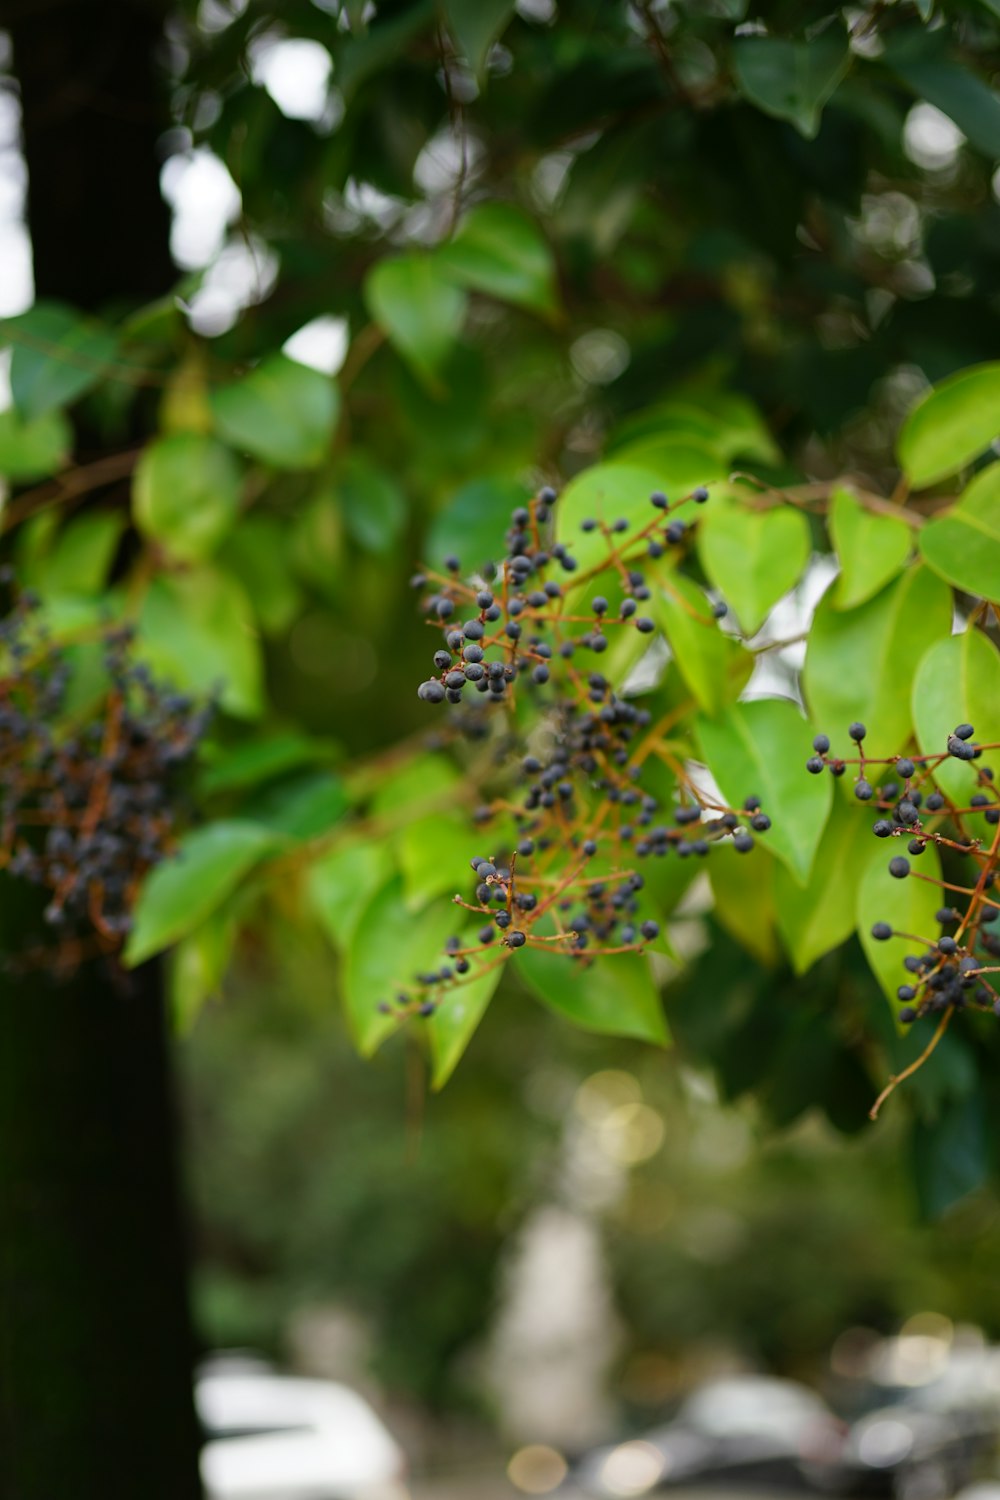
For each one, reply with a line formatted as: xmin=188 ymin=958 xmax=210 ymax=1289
xmin=371 ymin=754 xmax=460 ymax=816
xmin=125 ymin=820 xmax=280 ymax=966
xmin=169 ymin=905 xmax=237 ymax=1032
xmin=656 ymin=571 xmax=753 ymax=716
xmin=0 ymin=406 xmax=72 ymax=480
xmin=435 ymin=203 xmax=558 ymax=316
xmin=557 ymin=462 xmax=668 ymax=573
xmin=732 ymin=29 xmax=850 ymax=138
xmin=22 ymin=512 xmax=125 ymax=598
xmin=697 ymin=697 xmax=833 ymax=886
xmin=774 ymin=798 xmax=872 ymax=973
xmin=136 ymin=568 xmax=263 ymax=719
xmin=918 ymin=462 xmax=1000 ymax=601
xmin=343 ymin=876 xmax=457 ymax=1055
xmin=696 ymin=491 xmax=810 ymax=635
xmin=364 ymin=255 xmax=467 ymax=388
xmin=857 ymin=836 xmax=942 ymax=1021
xmin=803 ymin=567 xmax=953 ymax=756
xmin=518 ymin=943 xmax=668 ymax=1044
xmin=898 ymin=363 xmax=1000 ymax=487
xmin=912 ymin=628 xmax=1000 ymax=801
xmin=211 ymin=355 xmax=339 ymax=469
xmin=829 ymin=488 xmax=914 ymax=610
xmin=428 ymin=960 xmax=504 ymax=1088
xmin=399 ymin=809 xmax=473 ymax=911
xmin=4 ymin=300 xmax=118 ymax=417
xmin=134 ymin=433 xmax=242 ymax=562
xmin=309 ymin=840 xmax=393 ymax=950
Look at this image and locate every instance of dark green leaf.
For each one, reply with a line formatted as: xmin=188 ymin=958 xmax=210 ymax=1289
xmin=442 ymin=0 xmax=514 ymax=78
xmin=125 ymin=820 xmax=280 ymax=966
xmin=885 ymin=30 xmax=1000 ymax=159
xmin=218 ymin=515 xmax=302 ymax=635
xmin=803 ymin=567 xmax=953 ymax=756
xmin=364 ymin=255 xmax=467 ymax=388
xmin=134 ymin=433 xmax=242 ymax=561
xmin=241 ymin=771 xmax=349 ymax=841
xmin=829 ymin=488 xmax=914 ymax=610
xmin=211 ymin=355 xmax=339 ymax=469
xmin=914 ymin=1092 xmax=988 ymax=1219
xmin=696 ymin=491 xmax=810 ymax=635
xmin=918 ymin=462 xmax=1000 ymax=601
xmin=697 ymin=697 xmax=833 ymax=885
xmin=708 ymin=844 xmax=780 ymax=966
xmin=5 ymin=301 xmax=118 ymax=417
xmin=732 ymin=29 xmax=850 ymax=138
xmin=200 ymin=733 xmax=332 ymax=796
xmin=898 ymin=362 xmax=1000 ymax=487
xmin=336 ymin=454 xmax=406 ymax=555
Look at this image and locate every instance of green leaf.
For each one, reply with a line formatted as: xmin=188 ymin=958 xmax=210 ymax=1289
xmin=343 ymin=876 xmax=457 ymax=1055
xmin=309 ymin=840 xmax=393 ymax=950
xmin=125 ymin=820 xmax=280 ymax=966
xmin=136 ymin=568 xmax=263 ymax=719
xmin=435 ymin=204 xmax=558 ymax=316
xmin=364 ymin=255 xmax=467 ymax=388
xmin=426 ymin=475 xmax=530 ymax=575
xmin=398 ymin=810 xmax=473 ymax=911
xmin=803 ymin=567 xmax=953 ymax=756
xmin=22 ymin=512 xmax=125 ymax=598
xmin=518 ymin=943 xmax=668 ymax=1044
xmin=912 ymin=628 xmax=1000 ymax=801
xmin=371 ymin=754 xmax=460 ymax=816
xmin=732 ymin=29 xmax=850 ymax=139
xmin=134 ymin=433 xmax=242 ymax=562
xmin=428 ymin=960 xmax=504 ymax=1088
xmin=4 ymin=301 xmax=118 ymax=417
xmin=696 ymin=491 xmax=810 ymax=635
xmin=336 ymin=454 xmax=406 ymax=556
xmin=857 ymin=836 xmax=942 ymax=1020
xmin=885 ymin=30 xmax=1000 ymax=159
xmin=169 ymin=906 xmax=237 ymax=1032
xmin=829 ymin=488 xmax=914 ymax=610
xmin=210 ymin=355 xmax=339 ymax=469
xmin=218 ymin=515 xmax=301 ymax=635
xmin=241 ymin=771 xmax=349 ymax=841
xmin=697 ymin=697 xmax=833 ymax=886
xmin=442 ymin=0 xmax=514 ymax=78
xmin=774 ymin=798 xmax=872 ymax=973
xmin=898 ymin=363 xmax=1000 ymax=487
xmin=0 ymin=406 xmax=71 ymax=480
xmin=200 ymin=733 xmax=331 ymax=795
xmin=918 ymin=462 xmax=1000 ymax=601
xmin=913 ymin=1092 xmax=988 ymax=1219
xmin=656 ymin=571 xmax=752 ymax=716
xmin=557 ymin=462 xmax=670 ymax=573
xmin=708 ymin=844 xmax=779 ymax=967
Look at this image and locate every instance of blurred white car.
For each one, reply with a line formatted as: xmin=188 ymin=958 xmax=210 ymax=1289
xmin=196 ymin=1353 xmax=409 ymax=1500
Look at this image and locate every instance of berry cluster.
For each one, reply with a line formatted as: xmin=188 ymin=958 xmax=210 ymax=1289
xmin=806 ymin=718 xmax=1000 ymax=1110
xmin=0 ymin=586 xmax=210 ymax=968
xmin=381 ymin=482 xmax=769 ymax=1022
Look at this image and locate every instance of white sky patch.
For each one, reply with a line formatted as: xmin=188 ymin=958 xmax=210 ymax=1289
xmin=250 ymin=36 xmax=333 ymax=123
xmin=282 ymin=315 xmax=349 ymax=375
xmin=904 ymin=103 xmax=964 ymax=172
xmin=0 ymin=80 xmax=32 ymax=316
xmin=160 ymin=148 xmax=241 ymax=270
xmin=183 ymin=235 xmax=279 ymax=337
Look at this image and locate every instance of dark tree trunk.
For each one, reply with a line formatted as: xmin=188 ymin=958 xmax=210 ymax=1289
xmin=0 ymin=5 xmax=202 ymax=1498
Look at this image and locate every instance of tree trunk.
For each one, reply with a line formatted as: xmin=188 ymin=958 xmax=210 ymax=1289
xmin=0 ymin=4 xmax=202 ymax=1496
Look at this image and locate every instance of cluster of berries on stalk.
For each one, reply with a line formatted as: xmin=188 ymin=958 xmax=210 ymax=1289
xmin=807 ymin=719 xmax=1000 ymax=1033
xmin=0 ymin=583 xmax=210 ymax=969
xmin=378 ymin=481 xmax=770 ymax=1022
